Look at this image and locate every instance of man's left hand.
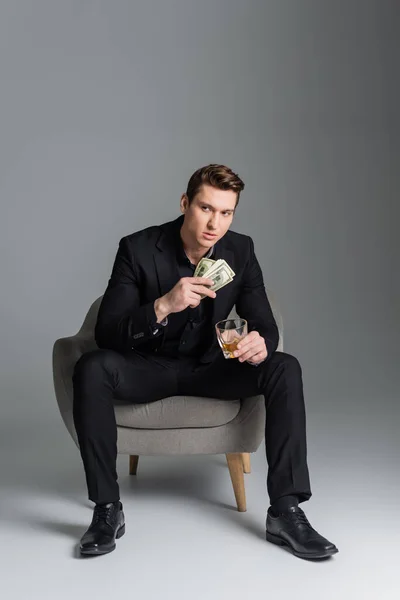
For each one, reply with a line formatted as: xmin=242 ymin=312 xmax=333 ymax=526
xmin=233 ymin=331 xmax=268 ymax=364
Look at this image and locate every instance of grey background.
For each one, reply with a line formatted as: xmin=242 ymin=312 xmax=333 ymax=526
xmin=0 ymin=1 xmax=398 ymax=598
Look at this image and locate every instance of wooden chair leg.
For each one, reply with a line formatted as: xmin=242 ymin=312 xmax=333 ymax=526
xmin=241 ymin=452 xmax=251 ymax=473
xmin=129 ymin=455 xmax=139 ymax=475
xmin=226 ymin=453 xmax=247 ymax=512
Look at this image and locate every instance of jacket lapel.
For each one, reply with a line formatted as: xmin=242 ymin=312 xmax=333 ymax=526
xmin=209 ymin=239 xmax=235 ymax=326
xmin=153 ymin=216 xmax=183 ymax=297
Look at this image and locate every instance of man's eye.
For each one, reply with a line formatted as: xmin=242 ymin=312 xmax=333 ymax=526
xmin=202 ymin=206 xmax=210 ymax=211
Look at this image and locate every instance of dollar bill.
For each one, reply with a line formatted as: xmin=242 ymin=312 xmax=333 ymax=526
xmin=194 ymin=256 xmax=236 ymax=298
xmin=210 ymin=259 xmax=235 ymax=280
xmin=195 ymin=257 xmax=235 ymax=280
xmin=194 ymin=257 xmax=215 ymax=278
xmin=199 ymin=261 xmax=235 ymax=298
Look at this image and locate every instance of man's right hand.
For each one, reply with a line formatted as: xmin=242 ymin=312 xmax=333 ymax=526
xmin=154 ymin=277 xmax=216 ymax=321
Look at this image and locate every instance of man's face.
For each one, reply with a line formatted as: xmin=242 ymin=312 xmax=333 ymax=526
xmin=180 ymin=184 xmax=237 ymax=250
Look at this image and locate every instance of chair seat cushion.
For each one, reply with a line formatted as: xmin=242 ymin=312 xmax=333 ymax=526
xmin=114 ymin=395 xmax=241 ymax=429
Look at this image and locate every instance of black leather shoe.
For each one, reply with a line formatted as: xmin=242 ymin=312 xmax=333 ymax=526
xmin=80 ymin=501 xmax=125 ymax=556
xmin=266 ymin=505 xmax=338 ymax=560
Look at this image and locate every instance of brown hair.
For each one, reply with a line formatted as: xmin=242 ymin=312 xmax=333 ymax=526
xmin=185 ymin=164 xmax=244 ymax=207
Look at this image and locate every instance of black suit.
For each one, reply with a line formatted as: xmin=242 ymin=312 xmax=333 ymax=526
xmin=73 ymin=215 xmax=312 ymax=507
xmin=94 ymin=215 xmax=279 ymax=363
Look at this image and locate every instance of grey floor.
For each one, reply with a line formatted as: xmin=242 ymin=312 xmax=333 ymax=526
xmin=1 ymin=404 xmax=398 ymax=600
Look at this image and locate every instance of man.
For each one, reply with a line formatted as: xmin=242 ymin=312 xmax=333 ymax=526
xmin=72 ymin=164 xmax=338 ymax=560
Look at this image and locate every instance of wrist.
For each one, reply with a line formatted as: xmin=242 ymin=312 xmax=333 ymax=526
xmin=154 ymin=297 xmax=170 ymax=323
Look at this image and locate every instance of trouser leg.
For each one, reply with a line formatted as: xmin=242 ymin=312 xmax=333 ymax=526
xmin=72 ymin=348 xmax=178 ymax=505
xmin=178 ymin=351 xmax=312 ymax=506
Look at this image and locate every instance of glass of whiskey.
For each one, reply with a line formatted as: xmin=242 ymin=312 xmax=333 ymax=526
xmin=215 ymin=318 xmax=248 ymax=359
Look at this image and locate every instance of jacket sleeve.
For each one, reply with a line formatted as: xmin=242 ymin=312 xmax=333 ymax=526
xmin=94 ymin=236 xmax=163 ymax=352
xmin=235 ymin=236 xmax=279 ymax=360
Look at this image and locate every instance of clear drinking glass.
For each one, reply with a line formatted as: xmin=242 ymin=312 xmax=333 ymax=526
xmin=215 ymin=318 xmax=248 ymax=359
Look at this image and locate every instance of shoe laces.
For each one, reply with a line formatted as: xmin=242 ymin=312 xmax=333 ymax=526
xmin=283 ymin=507 xmax=312 ymax=529
xmin=93 ymin=503 xmax=114 ymax=525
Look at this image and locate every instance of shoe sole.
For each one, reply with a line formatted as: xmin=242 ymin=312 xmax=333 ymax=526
xmin=266 ymin=531 xmax=338 ymax=560
xmin=80 ymin=524 xmax=126 ymax=556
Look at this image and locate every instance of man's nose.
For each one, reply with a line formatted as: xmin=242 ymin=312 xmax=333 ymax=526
xmin=208 ymin=217 xmax=219 ymax=230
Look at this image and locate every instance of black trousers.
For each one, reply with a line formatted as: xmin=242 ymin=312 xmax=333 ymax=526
xmin=72 ymin=349 xmax=312 ymax=507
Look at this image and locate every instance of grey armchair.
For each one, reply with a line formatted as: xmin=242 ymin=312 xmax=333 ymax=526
xmin=52 ymin=291 xmax=283 ymax=512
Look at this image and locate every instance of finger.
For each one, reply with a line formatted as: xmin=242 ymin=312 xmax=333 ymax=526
xmin=188 ymin=292 xmax=201 ymax=307
xmin=192 ymin=277 xmax=214 ymax=286
xmin=191 ymin=285 xmax=216 ymax=298
xmin=236 ymin=331 xmax=259 ymax=350
xmin=235 ymin=339 xmax=252 ymax=353
xmin=238 ymin=346 xmax=259 ymax=361
xmin=246 ymin=351 xmax=266 ymax=364
xmin=235 ymin=337 xmax=263 ymax=358
xmin=238 ymin=347 xmax=264 ymax=362
xmin=233 ymin=338 xmax=252 ymax=356
xmin=188 ymin=291 xmax=212 ymax=306
xmin=188 ymin=291 xmax=201 ymax=301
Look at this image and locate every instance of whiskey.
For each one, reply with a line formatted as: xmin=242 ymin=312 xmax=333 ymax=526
xmin=221 ymin=337 xmax=240 ymax=358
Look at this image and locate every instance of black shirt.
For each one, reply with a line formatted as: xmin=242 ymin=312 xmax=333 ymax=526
xmin=157 ymin=235 xmax=216 ymax=359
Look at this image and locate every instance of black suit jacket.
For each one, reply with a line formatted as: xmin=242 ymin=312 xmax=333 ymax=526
xmin=95 ymin=215 xmax=279 ymax=364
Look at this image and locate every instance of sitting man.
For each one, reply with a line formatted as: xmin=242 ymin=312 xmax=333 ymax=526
xmin=72 ymin=163 xmax=338 ymax=560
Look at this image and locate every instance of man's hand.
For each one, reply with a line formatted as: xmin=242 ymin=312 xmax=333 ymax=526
xmin=233 ymin=330 xmax=268 ymax=365
xmin=155 ymin=277 xmax=216 ymax=321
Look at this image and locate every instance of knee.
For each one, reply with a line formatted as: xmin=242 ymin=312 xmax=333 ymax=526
xmin=271 ymin=351 xmax=302 ymax=376
xmin=73 ymin=348 xmax=120 ymax=382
